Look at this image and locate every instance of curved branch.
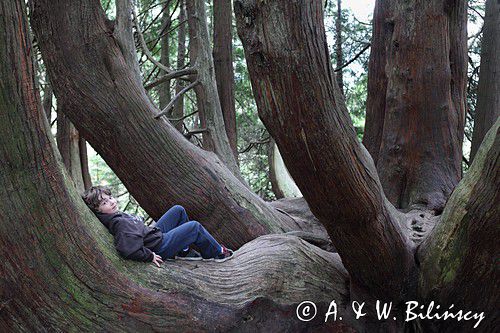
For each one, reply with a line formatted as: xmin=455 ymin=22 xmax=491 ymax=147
xmin=154 ymin=80 xmax=199 ymax=119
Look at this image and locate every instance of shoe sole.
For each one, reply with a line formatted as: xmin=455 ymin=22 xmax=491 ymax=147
xmin=174 ymin=256 xmax=203 ymax=261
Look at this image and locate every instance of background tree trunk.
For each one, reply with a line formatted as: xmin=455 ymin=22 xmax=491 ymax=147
xmin=30 ymin=0 xmax=310 ymax=250
xmin=186 ymin=0 xmax=242 ymax=179
xmin=268 ymin=139 xmax=302 ymax=199
xmin=56 ymin=107 xmax=92 ymax=192
xmin=470 ymin=0 xmax=499 ymax=162
xmin=172 ymin=0 xmax=187 ymax=132
xmin=213 ymin=0 xmax=238 ymax=162
xmin=114 ymin=0 xmax=142 ymax=84
xmin=335 ymin=0 xmax=344 ymax=95
xmin=362 ymin=0 xmax=467 ymax=213
xmin=158 ymin=2 xmax=172 ymax=110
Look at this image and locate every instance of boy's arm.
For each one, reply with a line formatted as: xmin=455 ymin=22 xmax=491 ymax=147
xmin=114 ymin=232 xmax=154 ymax=262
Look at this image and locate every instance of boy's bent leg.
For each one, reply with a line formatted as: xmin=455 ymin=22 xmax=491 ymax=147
xmin=157 ymin=221 xmax=222 ymax=260
xmin=154 ymin=205 xmax=189 ymax=233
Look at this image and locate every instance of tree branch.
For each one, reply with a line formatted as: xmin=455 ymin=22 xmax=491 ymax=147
xmin=154 ymin=80 xmax=200 ymax=119
xmin=334 ymin=43 xmax=371 ymax=72
xmin=144 ymin=67 xmax=197 ymax=90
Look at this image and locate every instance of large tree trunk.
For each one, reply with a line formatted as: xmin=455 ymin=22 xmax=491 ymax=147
xmin=213 ymin=0 xmax=238 ymax=162
xmin=362 ymin=0 xmax=467 ymax=213
xmin=235 ymin=0 xmax=416 ymax=309
xmin=470 ymin=0 xmax=500 ymax=162
xmin=186 ymin=0 xmax=242 ymax=179
xmin=0 ymin=2 xmax=355 ymax=331
xmin=29 ymin=0 xmax=308 ymax=250
xmin=235 ymin=0 xmax=496 ymax=330
xmin=418 ymin=118 xmax=499 ymax=332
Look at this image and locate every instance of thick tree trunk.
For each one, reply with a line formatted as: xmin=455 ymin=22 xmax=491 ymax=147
xmin=159 ymin=3 xmax=172 ymax=110
xmin=0 ymin=3 xmax=355 ymax=331
xmin=470 ymin=0 xmax=500 ymax=162
xmin=213 ymin=0 xmax=238 ymax=162
xmin=362 ymin=0 xmax=467 ymax=213
xmin=235 ymin=0 xmax=416 ymax=307
xmin=29 ymin=0 xmax=305 ymax=250
xmin=172 ymin=0 xmax=187 ymax=132
xmin=186 ymin=0 xmax=242 ymax=179
xmin=418 ymin=118 xmax=499 ymax=332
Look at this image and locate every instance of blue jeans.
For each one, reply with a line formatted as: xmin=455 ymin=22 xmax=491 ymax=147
xmin=153 ymin=205 xmax=222 ymax=260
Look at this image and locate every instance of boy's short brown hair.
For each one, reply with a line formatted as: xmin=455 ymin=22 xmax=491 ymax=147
xmin=81 ymin=185 xmax=112 ymax=213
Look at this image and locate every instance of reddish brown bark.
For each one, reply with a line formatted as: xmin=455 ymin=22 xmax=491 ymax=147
xmin=1 ymin=3 xmax=352 ymax=331
xmin=30 ymin=0 xmax=298 ymax=249
xmin=235 ymin=0 xmax=416 ymax=305
xmin=363 ymin=0 xmax=467 ymax=213
xmin=213 ymin=0 xmax=238 ymax=162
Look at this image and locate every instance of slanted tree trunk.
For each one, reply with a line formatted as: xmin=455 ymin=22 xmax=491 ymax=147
xmin=235 ymin=0 xmax=497 ymax=330
xmin=186 ymin=0 xmax=241 ymax=179
xmin=56 ymin=107 xmax=92 ymax=192
xmin=42 ymin=75 xmax=53 ymax=122
xmin=29 ymin=0 xmax=309 ymax=250
xmin=362 ymin=0 xmax=467 ymax=213
xmin=172 ymin=0 xmax=187 ymax=132
xmin=158 ymin=2 xmax=172 ymax=110
xmin=0 ymin=4 xmax=352 ymax=330
xmin=213 ymin=0 xmax=238 ymax=162
xmin=470 ymin=0 xmax=500 ymax=162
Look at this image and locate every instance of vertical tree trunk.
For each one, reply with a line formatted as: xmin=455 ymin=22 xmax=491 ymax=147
xmin=470 ymin=0 xmax=499 ymax=162
xmin=159 ymin=3 xmax=172 ymax=110
xmin=268 ymin=139 xmax=302 ymax=199
xmin=42 ymin=75 xmax=53 ymax=122
xmin=335 ymin=0 xmax=343 ymax=94
xmin=213 ymin=0 xmax=238 ymax=162
xmin=56 ymin=108 xmax=91 ymax=192
xmin=186 ymin=0 xmax=242 ymax=179
xmin=114 ymin=0 xmax=142 ymax=84
xmin=172 ymin=0 xmax=187 ymax=132
xmin=362 ymin=0 xmax=467 ymax=213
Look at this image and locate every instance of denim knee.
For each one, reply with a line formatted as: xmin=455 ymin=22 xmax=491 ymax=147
xmin=185 ymin=220 xmax=200 ymax=230
xmin=172 ymin=204 xmax=185 ymax=212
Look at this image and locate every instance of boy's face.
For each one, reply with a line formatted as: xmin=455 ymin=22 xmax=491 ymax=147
xmin=98 ymin=194 xmax=118 ymax=214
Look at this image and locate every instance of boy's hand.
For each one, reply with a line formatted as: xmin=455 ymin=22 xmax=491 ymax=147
xmin=152 ymin=252 xmax=163 ymax=267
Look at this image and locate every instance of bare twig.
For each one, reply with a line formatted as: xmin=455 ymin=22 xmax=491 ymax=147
xmin=168 ymin=109 xmax=198 ymax=123
xmin=154 ymin=80 xmax=200 ymax=119
xmin=132 ymin=6 xmax=172 ymax=73
xmin=334 ymin=43 xmax=371 ymax=72
xmin=239 ymin=137 xmax=271 ymax=154
xmin=144 ymin=67 xmax=197 ymax=90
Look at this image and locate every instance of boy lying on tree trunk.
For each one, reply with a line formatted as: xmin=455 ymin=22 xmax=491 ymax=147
xmin=82 ymin=186 xmax=234 ymax=267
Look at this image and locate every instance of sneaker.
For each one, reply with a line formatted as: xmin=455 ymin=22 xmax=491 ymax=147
xmin=175 ymin=248 xmax=203 ymax=261
xmin=214 ymin=245 xmax=234 ymax=263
